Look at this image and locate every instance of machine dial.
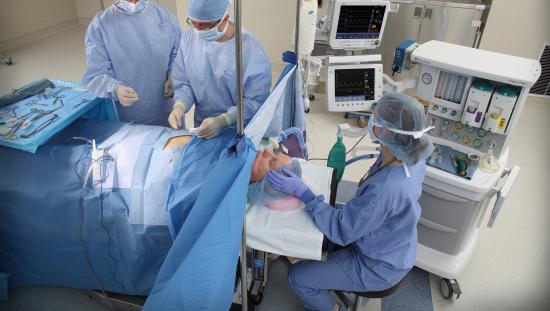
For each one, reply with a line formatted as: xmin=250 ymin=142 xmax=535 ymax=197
xmin=422 ymin=73 xmax=433 ymax=84
xmin=476 ymin=129 xmax=487 ymax=138
xmin=473 ymin=139 xmax=484 ymax=148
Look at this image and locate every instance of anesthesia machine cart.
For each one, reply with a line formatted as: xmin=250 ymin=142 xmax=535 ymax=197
xmin=409 ymin=40 xmax=541 ymax=299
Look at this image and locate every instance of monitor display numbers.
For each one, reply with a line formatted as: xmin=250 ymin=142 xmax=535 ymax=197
xmin=336 ymin=5 xmax=386 ymax=39
xmin=335 ymin=68 xmax=375 ymax=102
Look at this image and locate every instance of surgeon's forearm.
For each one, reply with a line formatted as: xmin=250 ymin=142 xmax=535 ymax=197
xmin=85 ymin=74 xmax=121 ymax=99
xmin=173 ymin=88 xmax=195 ymax=112
xmin=228 ymin=98 xmax=262 ymax=125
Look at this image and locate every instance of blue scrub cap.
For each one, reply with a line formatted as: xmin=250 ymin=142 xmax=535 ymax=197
xmin=373 ymin=93 xmax=434 ymax=165
xmin=189 ymin=0 xmax=229 ymax=22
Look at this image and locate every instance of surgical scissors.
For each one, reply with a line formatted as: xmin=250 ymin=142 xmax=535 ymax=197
xmin=53 ymin=95 xmax=65 ymax=106
xmin=48 ymin=86 xmax=70 ymax=98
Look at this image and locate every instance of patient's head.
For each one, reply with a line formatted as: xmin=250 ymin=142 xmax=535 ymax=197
xmin=250 ymin=149 xmax=292 ymax=182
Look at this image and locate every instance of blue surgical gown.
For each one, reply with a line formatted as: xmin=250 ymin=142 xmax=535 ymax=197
xmin=82 ymin=2 xmax=181 ymax=126
xmin=300 ymin=157 xmax=425 ymax=290
xmin=171 ymin=29 xmax=272 ymax=127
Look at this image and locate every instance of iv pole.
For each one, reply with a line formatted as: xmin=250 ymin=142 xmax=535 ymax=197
xmin=234 ymin=0 xmax=247 ymax=310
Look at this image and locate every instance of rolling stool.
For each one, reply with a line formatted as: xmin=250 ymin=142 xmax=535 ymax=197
xmin=334 ymin=277 xmax=405 ymax=311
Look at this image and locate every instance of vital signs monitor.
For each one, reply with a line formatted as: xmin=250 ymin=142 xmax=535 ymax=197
xmin=329 ymin=0 xmax=390 ymax=50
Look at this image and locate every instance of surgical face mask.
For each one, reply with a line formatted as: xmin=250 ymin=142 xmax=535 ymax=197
xmin=367 ymin=117 xmax=380 ymax=144
xmin=195 ymin=15 xmax=229 ymax=41
xmin=117 ymin=0 xmax=147 ymax=14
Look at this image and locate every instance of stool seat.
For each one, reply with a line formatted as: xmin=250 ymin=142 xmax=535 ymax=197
xmin=352 ymin=278 xmax=405 ymax=298
xmin=334 ymin=278 xmax=405 ymax=311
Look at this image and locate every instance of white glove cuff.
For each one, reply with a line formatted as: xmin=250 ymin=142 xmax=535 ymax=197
xmin=174 ymin=101 xmax=187 ymax=111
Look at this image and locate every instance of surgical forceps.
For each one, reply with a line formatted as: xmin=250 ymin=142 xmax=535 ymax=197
xmin=72 ymin=98 xmax=89 ymax=110
xmin=4 ymin=117 xmax=28 ymax=139
xmin=26 ymin=99 xmax=48 ymax=107
xmin=20 ymin=114 xmax=59 ymax=139
xmin=31 ymin=106 xmax=63 ymax=122
xmin=0 ymin=106 xmax=19 ymax=117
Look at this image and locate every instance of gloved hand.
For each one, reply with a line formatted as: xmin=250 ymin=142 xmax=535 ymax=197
xmin=267 ymin=167 xmax=310 ymax=198
xmin=164 ymin=78 xmax=174 ymax=98
xmin=196 ymin=112 xmax=236 ymax=139
xmin=168 ymin=101 xmax=186 ymax=129
xmin=115 ymin=84 xmax=138 ymax=107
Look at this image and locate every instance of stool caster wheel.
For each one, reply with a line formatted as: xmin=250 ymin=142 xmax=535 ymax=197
xmin=308 ymin=94 xmax=315 ymax=101
xmin=305 ymin=108 xmax=310 ymax=113
xmin=440 ymin=278 xmax=461 ymax=300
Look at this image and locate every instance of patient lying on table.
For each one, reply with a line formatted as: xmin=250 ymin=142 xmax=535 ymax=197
xmin=166 ymin=135 xmax=305 ymax=211
xmin=248 ymin=149 xmax=305 ymax=211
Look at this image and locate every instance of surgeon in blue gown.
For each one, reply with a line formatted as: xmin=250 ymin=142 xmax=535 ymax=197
xmin=83 ymin=0 xmax=181 ymax=126
xmin=168 ymin=0 xmax=272 ymax=139
xmin=268 ymin=93 xmax=435 ymax=311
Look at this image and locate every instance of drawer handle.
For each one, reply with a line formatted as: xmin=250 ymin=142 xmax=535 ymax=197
xmin=418 ymin=217 xmax=458 ymax=233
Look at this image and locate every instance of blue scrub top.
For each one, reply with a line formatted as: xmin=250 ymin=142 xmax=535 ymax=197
xmin=82 ymin=2 xmax=181 ymax=126
xmin=171 ymin=29 xmax=272 ymax=127
xmin=303 ymin=157 xmax=426 ymax=290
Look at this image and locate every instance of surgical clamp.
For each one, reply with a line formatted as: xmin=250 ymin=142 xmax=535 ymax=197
xmin=20 ymin=114 xmax=59 ymax=139
xmin=72 ymin=98 xmax=89 ymax=110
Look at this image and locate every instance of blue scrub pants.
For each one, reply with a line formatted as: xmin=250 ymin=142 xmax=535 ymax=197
xmin=288 ymin=249 xmax=365 ymax=311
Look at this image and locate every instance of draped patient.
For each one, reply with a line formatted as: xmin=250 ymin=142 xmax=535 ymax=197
xmin=165 ymin=136 xmax=304 ymax=210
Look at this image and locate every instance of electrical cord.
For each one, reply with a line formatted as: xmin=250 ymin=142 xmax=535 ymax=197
xmin=76 ymin=147 xmax=125 ymax=307
xmin=345 ymin=134 xmax=366 ymax=155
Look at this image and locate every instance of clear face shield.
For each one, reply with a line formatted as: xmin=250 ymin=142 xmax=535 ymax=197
xmin=368 ymin=116 xmax=434 ymax=177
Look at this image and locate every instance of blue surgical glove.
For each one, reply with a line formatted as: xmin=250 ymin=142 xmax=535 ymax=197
xmin=267 ymin=167 xmax=310 ymax=199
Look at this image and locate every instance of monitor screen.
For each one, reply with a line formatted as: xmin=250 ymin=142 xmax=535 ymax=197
xmin=335 ymin=5 xmax=386 ymax=40
xmin=335 ymin=68 xmax=376 ymax=102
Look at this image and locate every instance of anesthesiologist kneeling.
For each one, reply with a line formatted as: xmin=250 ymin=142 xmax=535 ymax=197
xmin=268 ymin=93 xmax=435 ymax=311
xmin=82 ymin=0 xmax=181 ymax=126
xmin=168 ymin=0 xmax=272 ymax=139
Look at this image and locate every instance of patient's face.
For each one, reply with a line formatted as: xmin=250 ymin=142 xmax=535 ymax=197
xmin=250 ymin=150 xmax=292 ymax=182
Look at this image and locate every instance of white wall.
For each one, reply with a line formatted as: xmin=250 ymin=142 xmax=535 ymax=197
xmin=0 ymin=0 xmax=77 ymax=42
xmin=480 ymin=0 xmax=550 ymax=104
xmin=480 ymin=0 xmax=550 ymax=60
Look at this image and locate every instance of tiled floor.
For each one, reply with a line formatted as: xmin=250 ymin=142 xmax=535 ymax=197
xmin=1 ymin=26 xmax=549 ymax=311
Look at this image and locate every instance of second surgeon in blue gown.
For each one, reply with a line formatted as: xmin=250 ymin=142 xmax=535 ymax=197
xmin=83 ymin=0 xmax=181 ymax=126
xmin=168 ymin=0 xmax=272 ymax=139
xmin=268 ymin=93 xmax=435 ymax=311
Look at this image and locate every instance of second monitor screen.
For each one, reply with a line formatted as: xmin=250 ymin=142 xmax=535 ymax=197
xmin=335 ymin=68 xmax=376 ymax=102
